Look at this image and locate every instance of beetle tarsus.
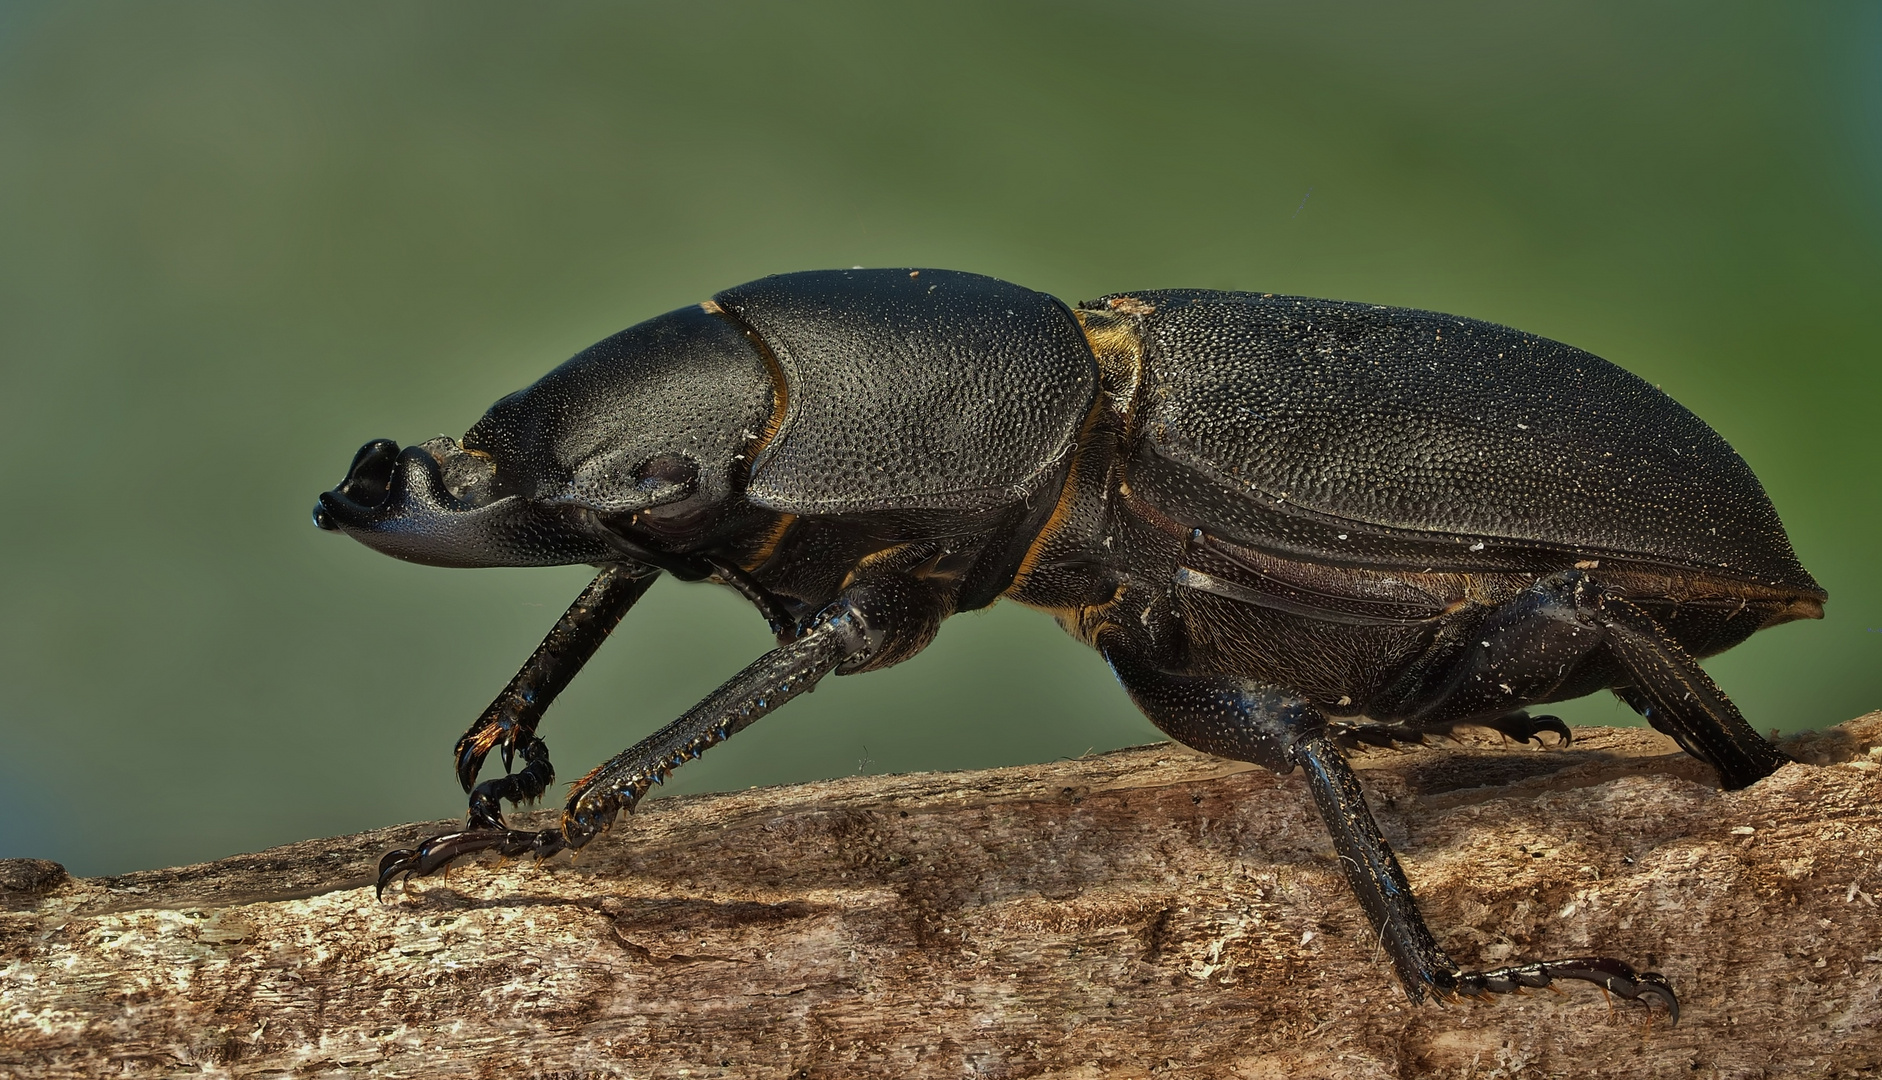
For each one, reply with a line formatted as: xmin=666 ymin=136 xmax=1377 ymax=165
xmin=1328 ymin=711 xmax=1570 ymax=752
xmin=376 ymin=826 xmax=570 ymax=899
xmin=1441 ymin=957 xmax=1678 ymax=1024
xmin=465 ymin=731 xmax=556 ymax=829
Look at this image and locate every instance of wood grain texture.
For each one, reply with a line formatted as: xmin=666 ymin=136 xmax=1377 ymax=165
xmin=4 ymin=714 xmax=1880 ymax=1079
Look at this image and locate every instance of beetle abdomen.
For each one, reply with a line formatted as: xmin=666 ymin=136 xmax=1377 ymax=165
xmin=1098 ymin=290 xmax=1819 ymax=594
xmin=716 ymin=269 xmax=1098 ymax=515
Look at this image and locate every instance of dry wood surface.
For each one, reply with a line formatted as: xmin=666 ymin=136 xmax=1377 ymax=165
xmin=4 ymin=713 xmax=1881 ymax=1079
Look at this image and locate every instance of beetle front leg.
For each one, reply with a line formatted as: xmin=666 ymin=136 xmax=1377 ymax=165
xmin=453 ymin=563 xmax=659 ymax=825
xmin=377 ymin=579 xmax=930 ymax=896
xmin=373 ymin=564 xmax=655 ymax=896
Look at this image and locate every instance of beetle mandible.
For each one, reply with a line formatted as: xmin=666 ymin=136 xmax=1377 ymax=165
xmin=315 ymin=268 xmax=1825 ymax=1020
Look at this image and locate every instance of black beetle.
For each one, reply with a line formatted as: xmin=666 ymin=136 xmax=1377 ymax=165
xmin=316 ymin=268 xmax=1824 ymax=1021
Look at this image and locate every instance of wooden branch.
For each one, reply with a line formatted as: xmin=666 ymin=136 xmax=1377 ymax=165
xmin=5 ymin=714 xmax=1880 ymax=1078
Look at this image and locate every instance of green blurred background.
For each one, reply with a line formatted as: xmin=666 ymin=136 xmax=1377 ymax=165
xmin=1 ymin=2 xmax=1876 ymax=876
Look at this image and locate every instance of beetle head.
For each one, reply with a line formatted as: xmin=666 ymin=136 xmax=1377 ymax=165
xmin=314 ymin=303 xmax=775 ymax=567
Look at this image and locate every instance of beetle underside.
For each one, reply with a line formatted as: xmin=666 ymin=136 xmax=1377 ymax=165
xmin=317 ymin=269 xmax=1827 ymax=1026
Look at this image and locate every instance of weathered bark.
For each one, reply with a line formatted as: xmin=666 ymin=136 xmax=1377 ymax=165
xmin=3 ymin=714 xmax=1880 ymax=1079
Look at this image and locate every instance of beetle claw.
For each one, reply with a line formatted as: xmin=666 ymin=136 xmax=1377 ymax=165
xmin=1474 ymin=710 xmax=1573 ymax=749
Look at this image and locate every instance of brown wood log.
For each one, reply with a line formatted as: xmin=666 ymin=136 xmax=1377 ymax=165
xmin=4 ymin=714 xmax=1880 ymax=1079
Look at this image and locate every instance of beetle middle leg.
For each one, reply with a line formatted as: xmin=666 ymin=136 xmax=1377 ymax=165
xmin=1103 ymin=648 xmax=1678 ymax=1020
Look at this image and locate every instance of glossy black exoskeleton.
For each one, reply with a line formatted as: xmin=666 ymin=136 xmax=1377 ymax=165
xmin=316 ymin=269 xmax=1826 ymax=1023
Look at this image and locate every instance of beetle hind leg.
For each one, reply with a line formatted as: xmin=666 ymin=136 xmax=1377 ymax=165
xmin=1104 ymin=651 xmax=1676 ymax=1020
xmin=1382 ymin=569 xmax=1782 ymax=786
xmin=1290 ymin=731 xmax=1678 ymax=1021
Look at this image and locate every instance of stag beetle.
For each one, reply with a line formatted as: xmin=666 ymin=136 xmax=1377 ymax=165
xmin=316 ymin=268 xmax=1825 ymax=1021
